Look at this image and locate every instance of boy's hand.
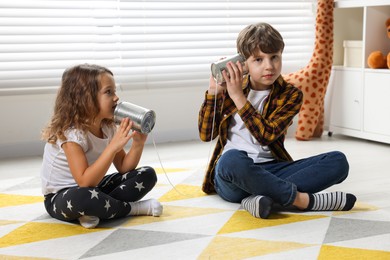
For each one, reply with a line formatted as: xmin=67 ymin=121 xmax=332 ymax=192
xmin=222 ymin=61 xmax=246 ymax=109
xmin=208 ymin=57 xmax=229 ymax=95
xmin=208 ymin=75 xmax=226 ymax=95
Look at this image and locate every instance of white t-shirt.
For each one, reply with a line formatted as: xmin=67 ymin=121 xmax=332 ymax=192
xmin=40 ymin=124 xmax=116 ymax=195
xmin=223 ymin=88 xmax=274 ymax=163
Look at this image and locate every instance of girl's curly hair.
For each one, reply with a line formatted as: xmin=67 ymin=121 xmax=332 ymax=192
xmin=42 ymin=64 xmax=114 ymax=144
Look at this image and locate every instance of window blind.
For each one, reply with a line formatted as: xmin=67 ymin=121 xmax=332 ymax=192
xmin=0 ymin=0 xmax=315 ymax=95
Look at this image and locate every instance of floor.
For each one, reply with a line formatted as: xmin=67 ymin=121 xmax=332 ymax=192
xmin=0 ymin=134 xmax=390 ymax=259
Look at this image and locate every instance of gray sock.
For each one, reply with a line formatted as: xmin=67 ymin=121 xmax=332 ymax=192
xmin=307 ymin=192 xmax=356 ymax=211
xmin=241 ymin=195 xmax=273 ymax=219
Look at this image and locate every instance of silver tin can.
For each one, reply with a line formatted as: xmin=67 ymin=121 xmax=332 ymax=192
xmin=211 ymin=53 xmax=248 ymax=83
xmin=114 ymin=101 xmax=156 ymax=134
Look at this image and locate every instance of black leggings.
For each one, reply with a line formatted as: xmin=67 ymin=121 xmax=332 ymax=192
xmin=44 ymin=166 xmax=157 ymax=222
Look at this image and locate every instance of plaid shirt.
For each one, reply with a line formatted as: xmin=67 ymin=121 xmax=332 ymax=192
xmin=198 ymin=75 xmax=303 ymax=194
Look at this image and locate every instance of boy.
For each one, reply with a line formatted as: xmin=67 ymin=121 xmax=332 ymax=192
xmin=198 ymin=22 xmax=356 ymax=219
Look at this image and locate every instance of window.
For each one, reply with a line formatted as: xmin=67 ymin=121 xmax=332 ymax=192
xmin=0 ymin=0 xmax=315 ymax=95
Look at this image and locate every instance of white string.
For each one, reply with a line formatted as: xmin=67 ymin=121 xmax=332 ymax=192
xmin=150 ymin=131 xmax=192 ymax=198
xmin=205 ymin=79 xmax=219 ymax=167
xmin=149 ymin=78 xmax=219 ymax=198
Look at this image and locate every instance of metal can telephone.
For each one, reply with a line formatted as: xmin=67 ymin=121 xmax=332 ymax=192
xmin=211 ymin=53 xmax=248 ymax=83
xmin=114 ymin=102 xmax=156 ymax=134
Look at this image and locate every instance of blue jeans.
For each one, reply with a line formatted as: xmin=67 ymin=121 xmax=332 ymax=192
xmin=214 ymin=149 xmax=349 ymax=207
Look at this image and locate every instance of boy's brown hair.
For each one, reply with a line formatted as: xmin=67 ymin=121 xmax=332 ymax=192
xmin=236 ymin=22 xmax=285 ymax=59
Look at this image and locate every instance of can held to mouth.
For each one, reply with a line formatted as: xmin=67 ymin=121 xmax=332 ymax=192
xmin=211 ymin=53 xmax=248 ymax=83
xmin=114 ymin=102 xmax=156 ymax=134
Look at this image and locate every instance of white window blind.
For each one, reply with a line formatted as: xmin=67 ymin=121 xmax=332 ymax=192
xmin=0 ymin=0 xmax=315 ymax=95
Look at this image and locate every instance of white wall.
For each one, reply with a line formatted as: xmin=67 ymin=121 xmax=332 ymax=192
xmin=0 ymin=66 xmax=334 ymax=160
xmin=0 ymin=86 xmax=206 ymax=159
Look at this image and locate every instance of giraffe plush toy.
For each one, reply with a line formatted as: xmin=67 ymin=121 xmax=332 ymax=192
xmin=283 ymin=0 xmax=333 ymax=140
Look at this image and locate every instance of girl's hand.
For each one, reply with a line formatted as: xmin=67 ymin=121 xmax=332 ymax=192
xmin=109 ymin=117 xmax=134 ymax=153
xmin=132 ymin=130 xmax=148 ymax=145
xmin=112 ymin=119 xmax=147 ymax=174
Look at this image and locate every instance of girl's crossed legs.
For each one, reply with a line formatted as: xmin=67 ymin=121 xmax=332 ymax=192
xmin=44 ymin=166 xmax=162 ymax=227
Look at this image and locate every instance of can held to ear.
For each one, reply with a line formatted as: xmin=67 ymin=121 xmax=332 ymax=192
xmin=211 ymin=53 xmax=248 ymax=84
xmin=114 ymin=102 xmax=156 ymax=134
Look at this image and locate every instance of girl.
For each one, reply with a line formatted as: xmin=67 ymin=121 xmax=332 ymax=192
xmin=40 ymin=64 xmax=162 ymax=228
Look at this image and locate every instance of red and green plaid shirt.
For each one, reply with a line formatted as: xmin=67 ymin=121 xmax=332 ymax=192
xmin=198 ymin=75 xmax=303 ymax=194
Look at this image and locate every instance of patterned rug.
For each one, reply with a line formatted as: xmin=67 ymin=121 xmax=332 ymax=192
xmin=1 ymin=159 xmax=390 ymax=259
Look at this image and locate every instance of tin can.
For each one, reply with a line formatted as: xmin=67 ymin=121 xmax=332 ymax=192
xmin=211 ymin=53 xmax=248 ymax=83
xmin=114 ymin=101 xmax=156 ymax=134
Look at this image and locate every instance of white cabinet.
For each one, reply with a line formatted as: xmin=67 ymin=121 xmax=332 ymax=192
xmin=330 ymin=68 xmax=362 ymax=131
xmin=364 ymin=72 xmax=390 ymax=137
xmin=329 ymin=0 xmax=390 ymax=144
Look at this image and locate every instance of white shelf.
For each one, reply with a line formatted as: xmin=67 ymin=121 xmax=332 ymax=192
xmin=335 ymin=0 xmax=390 ymax=8
xmin=329 ymin=1 xmax=390 ymax=144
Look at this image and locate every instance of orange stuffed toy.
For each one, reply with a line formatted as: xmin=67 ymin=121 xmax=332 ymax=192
xmin=367 ymin=18 xmax=390 ymax=69
xmin=283 ymin=0 xmax=334 ymax=140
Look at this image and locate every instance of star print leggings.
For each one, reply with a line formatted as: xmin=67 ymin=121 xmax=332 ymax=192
xmin=44 ymin=166 xmax=157 ymax=222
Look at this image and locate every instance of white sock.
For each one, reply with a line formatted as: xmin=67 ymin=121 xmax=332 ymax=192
xmin=241 ymin=195 xmax=273 ymax=219
xmin=78 ymin=215 xmax=99 ymax=229
xmin=129 ymin=198 xmax=163 ymax=217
